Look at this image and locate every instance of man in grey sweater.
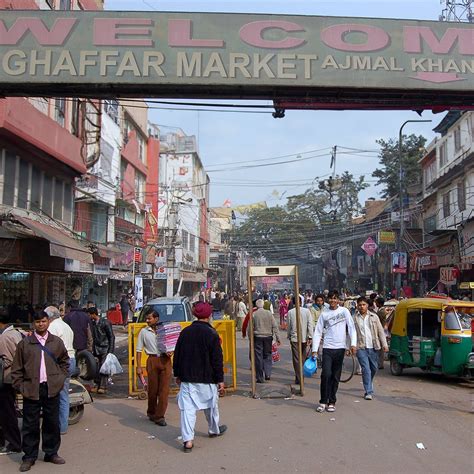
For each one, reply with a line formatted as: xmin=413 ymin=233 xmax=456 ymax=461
xmin=253 ymin=300 xmax=280 ymax=383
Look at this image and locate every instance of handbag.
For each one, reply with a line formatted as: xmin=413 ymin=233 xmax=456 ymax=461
xmin=271 ymin=342 xmax=280 ymax=363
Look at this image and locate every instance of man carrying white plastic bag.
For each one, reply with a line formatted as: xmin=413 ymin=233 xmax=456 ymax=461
xmin=87 ymin=307 xmax=116 ymax=394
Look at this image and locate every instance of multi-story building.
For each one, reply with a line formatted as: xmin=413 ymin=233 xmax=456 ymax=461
xmin=156 ymin=131 xmax=209 ymax=299
xmin=418 ymin=111 xmax=474 ymax=296
xmin=0 ymin=0 xmax=104 ymax=313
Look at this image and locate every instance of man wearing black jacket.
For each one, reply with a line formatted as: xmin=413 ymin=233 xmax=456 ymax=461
xmin=87 ymin=307 xmax=115 ymax=395
xmin=173 ymin=302 xmax=227 ymax=453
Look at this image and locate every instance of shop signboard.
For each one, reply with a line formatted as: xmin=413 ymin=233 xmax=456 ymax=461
xmin=153 ymin=249 xmax=167 ymax=280
xmin=439 ymin=266 xmax=457 ymax=286
xmin=93 ymin=264 xmax=110 ymax=275
xmin=378 ymin=231 xmax=396 ymax=245
xmin=134 ymin=275 xmax=143 ymax=310
xmin=391 ymin=252 xmax=407 ymax=274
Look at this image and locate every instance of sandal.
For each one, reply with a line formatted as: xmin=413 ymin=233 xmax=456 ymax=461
xmin=316 ymin=404 xmax=326 ymax=413
xmin=183 ymin=442 xmax=193 ymax=453
xmin=327 ymin=404 xmax=336 ymax=412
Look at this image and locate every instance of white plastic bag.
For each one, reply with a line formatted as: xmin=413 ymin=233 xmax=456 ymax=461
xmin=99 ymin=353 xmax=123 ymax=375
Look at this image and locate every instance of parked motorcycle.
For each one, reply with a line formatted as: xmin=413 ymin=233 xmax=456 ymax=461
xmin=16 ymin=369 xmax=93 ymax=425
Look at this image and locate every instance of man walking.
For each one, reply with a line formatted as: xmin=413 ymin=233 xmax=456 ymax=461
xmin=312 ymin=291 xmax=357 ymax=413
xmin=352 ymin=296 xmax=388 ymax=400
xmin=253 ymin=299 xmax=280 ymax=383
xmin=136 ymin=309 xmax=171 ymax=426
xmin=211 ymin=292 xmax=223 ymax=320
xmin=0 ymin=310 xmax=23 ymax=455
xmin=11 ymin=311 xmax=69 ymax=472
xmin=87 ymin=307 xmax=115 ymax=395
xmin=173 ymin=302 xmax=227 ymax=453
xmin=44 ymin=306 xmax=75 ymax=435
xmin=287 ymin=297 xmax=314 ymax=385
xmin=64 ymin=300 xmax=92 ymax=354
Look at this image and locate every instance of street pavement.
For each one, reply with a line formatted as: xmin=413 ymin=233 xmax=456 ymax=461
xmin=1 ymin=330 xmax=472 ymax=473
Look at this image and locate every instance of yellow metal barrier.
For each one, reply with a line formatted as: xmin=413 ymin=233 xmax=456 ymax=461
xmin=128 ymin=320 xmax=237 ymax=397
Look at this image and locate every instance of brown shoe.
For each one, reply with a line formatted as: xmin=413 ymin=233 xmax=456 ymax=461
xmin=155 ymin=418 xmax=167 ymax=426
xmin=44 ymin=455 xmax=65 ymax=465
xmin=19 ymin=460 xmax=35 ymax=472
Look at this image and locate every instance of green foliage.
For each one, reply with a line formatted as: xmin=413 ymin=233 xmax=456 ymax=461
xmin=228 ymin=172 xmax=368 ymax=262
xmin=372 ymin=134 xmax=427 ymax=199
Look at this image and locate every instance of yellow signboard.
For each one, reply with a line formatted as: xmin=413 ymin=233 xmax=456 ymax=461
xmin=378 ymin=231 xmax=396 ymax=244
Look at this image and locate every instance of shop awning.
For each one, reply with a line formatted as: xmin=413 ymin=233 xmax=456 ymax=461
xmin=16 ymin=217 xmax=93 ymax=264
xmin=181 ymin=271 xmax=207 ymax=283
xmin=108 ymin=270 xmax=133 ymax=281
xmin=95 ymin=244 xmax=122 ymax=259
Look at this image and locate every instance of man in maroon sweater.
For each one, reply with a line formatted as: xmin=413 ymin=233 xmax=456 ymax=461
xmin=173 ymin=302 xmax=227 ymax=453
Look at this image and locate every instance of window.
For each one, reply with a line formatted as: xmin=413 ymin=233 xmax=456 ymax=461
xmin=90 ymin=203 xmax=107 ymax=243
xmin=120 ymin=160 xmax=127 ymax=182
xmin=3 ymin=151 xmax=16 ymax=206
xmin=134 ymin=171 xmax=145 ymax=203
xmin=63 ymin=184 xmax=72 ymax=225
xmin=439 ymin=142 xmax=447 ymax=167
xmin=71 ymin=98 xmax=80 ymax=137
xmin=59 ymin=0 xmax=71 ymax=9
xmin=189 ymin=234 xmax=195 ymax=253
xmin=42 ymin=175 xmax=53 ymax=215
xmin=17 ymin=159 xmax=30 ymax=209
xmin=30 ymin=167 xmax=42 ymax=211
xmin=54 ymin=98 xmax=65 ymax=127
xmin=454 ymin=127 xmax=461 ymax=152
xmin=457 ymin=181 xmax=466 ymax=212
xmin=424 ymin=215 xmax=437 ymax=233
xmin=53 ymin=179 xmax=63 ymax=220
xmin=104 ymin=99 xmax=119 ymax=125
xmin=442 ymin=192 xmax=450 ymax=218
xmin=444 ymin=311 xmax=461 ymax=330
xmin=138 ymin=134 xmax=146 ymax=163
xmin=181 ymin=230 xmax=188 ymax=249
xmin=423 ymin=160 xmax=436 ymax=187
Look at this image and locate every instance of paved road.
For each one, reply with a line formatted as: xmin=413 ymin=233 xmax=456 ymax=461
xmin=2 ymin=331 xmax=472 ymax=473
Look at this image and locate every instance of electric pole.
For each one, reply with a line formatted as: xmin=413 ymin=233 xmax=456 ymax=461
xmin=166 ymin=201 xmax=178 ymax=297
xmin=440 ymin=1 xmax=473 ymax=22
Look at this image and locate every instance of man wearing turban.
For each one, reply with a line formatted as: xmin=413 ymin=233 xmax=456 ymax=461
xmin=173 ymin=302 xmax=227 ymax=452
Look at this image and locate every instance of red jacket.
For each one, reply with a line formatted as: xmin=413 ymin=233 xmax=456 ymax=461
xmin=242 ymin=308 xmax=257 ymax=338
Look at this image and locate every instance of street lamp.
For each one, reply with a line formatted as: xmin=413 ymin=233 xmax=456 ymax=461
xmin=396 ymin=119 xmax=432 ymax=297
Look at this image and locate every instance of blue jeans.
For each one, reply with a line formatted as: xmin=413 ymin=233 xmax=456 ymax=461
xmin=59 ymin=357 xmax=75 ymax=433
xmin=357 ymin=349 xmax=379 ymax=395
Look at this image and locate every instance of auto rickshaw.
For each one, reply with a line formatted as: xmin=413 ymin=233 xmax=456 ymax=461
xmin=388 ymin=298 xmax=474 ymax=378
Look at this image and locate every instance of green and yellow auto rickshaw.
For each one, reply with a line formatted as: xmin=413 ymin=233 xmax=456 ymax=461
xmin=389 ymin=298 xmax=474 ymax=378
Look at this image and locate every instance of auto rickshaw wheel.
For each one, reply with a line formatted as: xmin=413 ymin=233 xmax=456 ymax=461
xmin=138 ymin=391 xmax=148 ymax=400
xmin=390 ymin=358 xmax=403 ymax=376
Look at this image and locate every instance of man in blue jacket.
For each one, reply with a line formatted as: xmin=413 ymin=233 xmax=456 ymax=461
xmin=173 ymin=302 xmax=227 ymax=453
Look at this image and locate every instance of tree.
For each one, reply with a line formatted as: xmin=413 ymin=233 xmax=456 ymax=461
xmin=228 ymin=172 xmax=368 ymax=263
xmin=372 ymin=134 xmax=427 ymax=199
xmin=286 ymin=171 xmax=369 ymax=226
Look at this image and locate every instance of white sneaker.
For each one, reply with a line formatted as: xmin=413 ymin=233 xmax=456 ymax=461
xmin=316 ymin=404 xmax=326 ymax=413
xmin=364 ymin=393 xmax=373 ymax=400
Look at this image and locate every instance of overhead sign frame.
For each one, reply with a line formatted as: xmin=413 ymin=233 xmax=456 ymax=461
xmin=0 ymin=11 xmax=473 ymax=110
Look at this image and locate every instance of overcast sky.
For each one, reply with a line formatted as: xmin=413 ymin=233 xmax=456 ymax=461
xmin=106 ymin=0 xmax=446 ymax=208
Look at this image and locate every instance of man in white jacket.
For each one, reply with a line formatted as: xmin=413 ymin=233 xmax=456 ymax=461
xmin=312 ymin=290 xmax=357 ymax=413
